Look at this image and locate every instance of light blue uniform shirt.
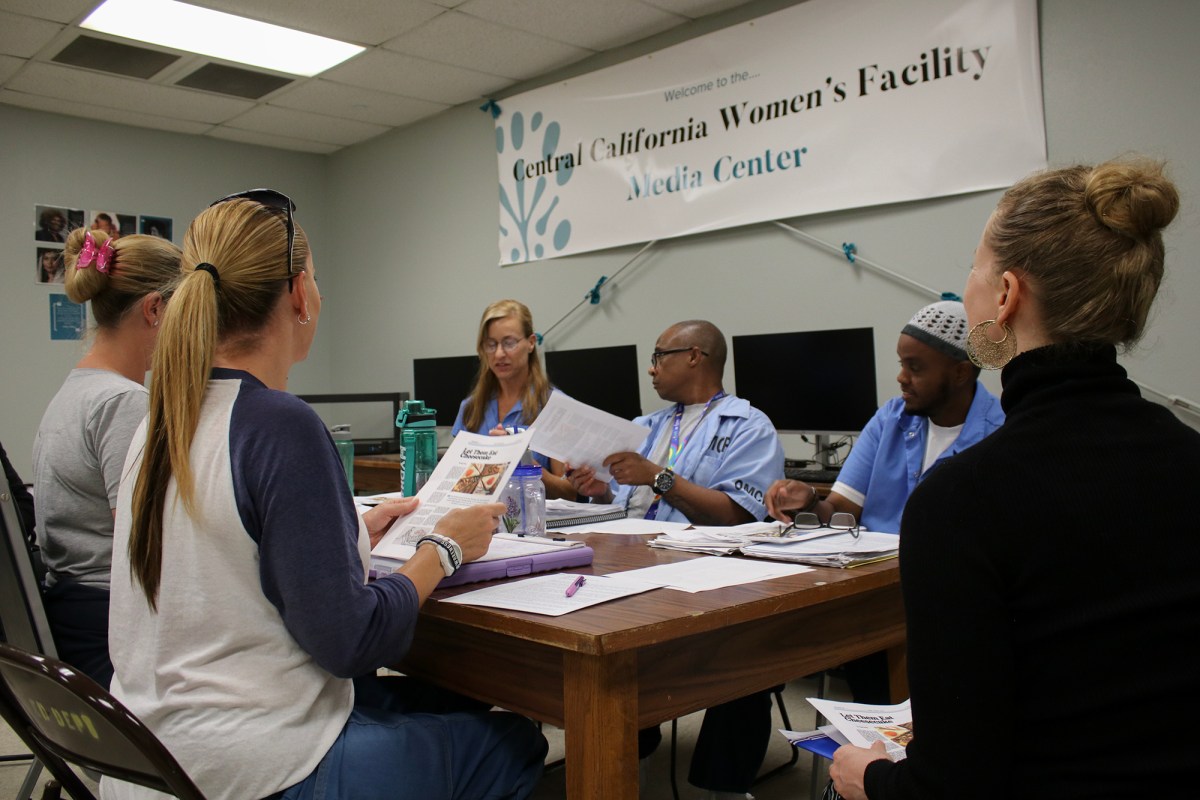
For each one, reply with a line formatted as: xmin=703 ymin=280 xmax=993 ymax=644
xmin=832 ymin=382 xmax=1005 ymax=533
xmin=612 ymin=394 xmax=784 ymax=524
xmin=451 ymin=392 xmax=558 ymax=469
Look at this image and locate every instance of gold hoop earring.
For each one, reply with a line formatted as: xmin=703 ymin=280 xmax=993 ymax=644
xmin=966 ymin=320 xmax=1017 ymax=370
xmin=298 ymin=313 xmax=311 ymax=326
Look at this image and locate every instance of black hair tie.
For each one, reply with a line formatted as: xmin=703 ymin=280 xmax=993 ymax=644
xmin=195 ymin=262 xmax=220 ymax=286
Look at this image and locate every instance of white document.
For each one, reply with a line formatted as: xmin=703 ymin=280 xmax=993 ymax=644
xmin=554 ymin=518 xmax=692 ymax=535
xmin=373 ymin=429 xmax=533 ymax=560
xmin=806 ymin=698 xmax=912 ymax=761
xmin=440 ymin=573 xmax=655 ymax=616
xmin=527 ymin=392 xmax=649 ymax=481
xmin=371 ymin=533 xmax=585 ymax=576
xmin=613 ymin=555 xmax=811 ymax=593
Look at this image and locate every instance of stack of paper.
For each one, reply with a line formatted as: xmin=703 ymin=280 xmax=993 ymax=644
xmin=741 ymin=530 xmax=899 ymax=568
xmin=648 ymin=521 xmax=781 ymax=555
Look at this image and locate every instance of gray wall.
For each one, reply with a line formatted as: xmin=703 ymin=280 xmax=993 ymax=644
xmin=0 ymin=108 xmax=332 ymax=474
xmin=3 ymin=0 xmax=1199 ymax=475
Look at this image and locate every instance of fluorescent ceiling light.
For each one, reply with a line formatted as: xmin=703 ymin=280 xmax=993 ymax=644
xmin=81 ymin=0 xmax=365 ymax=77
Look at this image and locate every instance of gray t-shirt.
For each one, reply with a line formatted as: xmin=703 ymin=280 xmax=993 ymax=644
xmin=33 ymin=368 xmax=148 ymax=588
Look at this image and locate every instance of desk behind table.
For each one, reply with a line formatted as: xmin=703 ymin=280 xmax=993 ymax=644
xmin=353 ymin=454 xmax=402 ymax=494
xmin=398 ymin=532 xmax=907 ymax=800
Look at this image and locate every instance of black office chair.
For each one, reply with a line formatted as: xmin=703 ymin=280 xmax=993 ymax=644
xmin=0 ymin=643 xmax=207 ymax=800
xmin=667 ymin=685 xmax=801 ymax=800
xmin=1 ymin=479 xmax=57 ymax=799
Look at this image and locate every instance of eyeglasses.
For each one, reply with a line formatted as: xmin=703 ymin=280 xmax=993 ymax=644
xmin=779 ymin=511 xmax=860 ymax=540
xmin=209 ymin=188 xmax=297 ymax=289
xmin=484 ymin=336 xmax=527 ymax=354
xmin=650 ymin=346 xmax=708 ymax=367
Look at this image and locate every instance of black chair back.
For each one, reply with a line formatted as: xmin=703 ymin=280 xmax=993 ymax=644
xmin=0 ymin=643 xmax=206 ymax=800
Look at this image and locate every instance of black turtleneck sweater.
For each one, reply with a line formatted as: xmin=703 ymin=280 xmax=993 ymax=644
xmin=865 ymin=343 xmax=1200 ymax=799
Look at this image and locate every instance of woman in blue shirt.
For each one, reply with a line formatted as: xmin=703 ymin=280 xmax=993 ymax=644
xmin=451 ymin=299 xmax=574 ymax=498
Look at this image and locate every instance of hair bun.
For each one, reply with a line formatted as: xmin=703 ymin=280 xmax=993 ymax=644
xmin=1085 ymin=158 xmax=1179 ymax=240
xmin=63 ymin=227 xmax=115 ymax=303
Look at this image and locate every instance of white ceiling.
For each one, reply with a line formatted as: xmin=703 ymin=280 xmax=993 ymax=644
xmin=0 ymin=0 xmax=761 ymax=154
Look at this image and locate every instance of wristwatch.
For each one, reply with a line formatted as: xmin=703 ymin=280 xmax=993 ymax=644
xmin=652 ymin=467 xmax=676 ymax=495
xmin=416 ymin=533 xmax=463 ymax=577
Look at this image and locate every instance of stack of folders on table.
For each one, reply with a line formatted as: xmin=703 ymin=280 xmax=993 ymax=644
xmin=650 ymin=523 xmax=898 ymax=568
xmin=545 ymin=499 xmax=627 ymax=529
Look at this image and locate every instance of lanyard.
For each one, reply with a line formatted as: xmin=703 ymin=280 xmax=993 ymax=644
xmin=665 ymin=390 xmax=726 ymax=470
xmin=644 ymin=391 xmax=726 ymax=520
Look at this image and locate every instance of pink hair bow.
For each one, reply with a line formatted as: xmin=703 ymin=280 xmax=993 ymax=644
xmin=77 ymin=232 xmax=114 ymax=273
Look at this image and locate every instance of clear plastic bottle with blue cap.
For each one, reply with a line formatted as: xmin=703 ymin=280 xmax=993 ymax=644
xmin=499 ymin=464 xmax=546 ymax=536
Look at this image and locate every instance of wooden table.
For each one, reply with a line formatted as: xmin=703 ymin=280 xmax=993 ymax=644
xmin=399 ymin=532 xmax=906 ymax=799
xmin=353 ymin=453 xmax=402 ymax=494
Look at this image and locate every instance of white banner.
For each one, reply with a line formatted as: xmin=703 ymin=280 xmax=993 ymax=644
xmin=495 ymin=0 xmax=1044 ymax=265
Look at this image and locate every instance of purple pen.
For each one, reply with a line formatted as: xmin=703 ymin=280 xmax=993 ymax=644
xmin=565 ymin=576 xmax=586 ymax=598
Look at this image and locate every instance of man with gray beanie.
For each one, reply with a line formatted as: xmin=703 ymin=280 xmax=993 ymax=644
xmin=766 ymin=300 xmax=1004 ymax=534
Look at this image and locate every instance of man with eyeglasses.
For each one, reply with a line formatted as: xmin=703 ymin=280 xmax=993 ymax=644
xmin=569 ymin=319 xmax=783 ymax=800
xmin=766 ymin=300 xmax=1004 ymax=703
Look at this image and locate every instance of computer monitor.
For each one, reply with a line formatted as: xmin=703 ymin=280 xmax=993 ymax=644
xmin=732 ymin=327 xmax=878 ymax=436
xmin=413 ymin=355 xmax=481 ymax=427
xmin=545 ymin=344 xmax=642 ymax=420
xmin=297 ymin=392 xmax=408 ymax=456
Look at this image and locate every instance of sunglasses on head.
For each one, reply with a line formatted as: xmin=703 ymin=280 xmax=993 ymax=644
xmin=209 ymin=188 xmax=297 ymax=289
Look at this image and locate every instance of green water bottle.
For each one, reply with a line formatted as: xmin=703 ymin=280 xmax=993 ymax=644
xmin=331 ymin=424 xmax=354 ymax=494
xmin=397 ymin=400 xmax=438 ymax=496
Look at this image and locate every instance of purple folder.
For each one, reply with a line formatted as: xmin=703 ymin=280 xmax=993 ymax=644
xmin=370 ymin=545 xmax=594 ymax=588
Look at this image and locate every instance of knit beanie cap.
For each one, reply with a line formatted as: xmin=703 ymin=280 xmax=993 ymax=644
xmin=901 ymin=300 xmax=969 ymax=361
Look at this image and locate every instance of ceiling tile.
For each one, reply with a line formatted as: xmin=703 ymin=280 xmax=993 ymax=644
xmin=6 ymin=61 xmax=254 ymax=123
xmin=0 ymin=54 xmax=24 ymax=83
xmin=384 ymin=10 xmax=592 ymax=80
xmin=206 ymin=125 xmax=341 ymax=154
xmin=269 ymin=79 xmax=449 ymax=127
xmin=458 ymin=0 xmax=685 ymax=50
xmin=0 ymin=10 xmax=66 ymax=58
xmin=222 ymin=103 xmax=390 ymax=147
xmin=323 ymin=48 xmax=510 ymax=105
xmin=0 ymin=1 xmax=96 ymax=25
xmin=0 ymin=88 xmax=214 ymax=134
xmin=190 ymin=0 xmax=446 ymax=46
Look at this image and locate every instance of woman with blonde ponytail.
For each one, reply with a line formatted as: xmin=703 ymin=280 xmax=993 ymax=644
xmin=32 ymin=229 xmax=179 ymax=687
xmin=106 ymin=190 xmax=546 ymax=800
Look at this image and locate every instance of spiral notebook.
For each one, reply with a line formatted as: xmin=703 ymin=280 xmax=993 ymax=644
xmin=545 ymin=499 xmax=628 ymax=529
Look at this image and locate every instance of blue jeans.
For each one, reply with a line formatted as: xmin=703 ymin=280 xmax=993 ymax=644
xmin=279 ymin=677 xmax=547 ymax=800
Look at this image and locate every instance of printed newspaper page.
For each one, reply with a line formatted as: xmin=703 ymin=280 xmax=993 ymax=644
xmin=807 ymin=697 xmax=912 ymax=761
xmin=372 ymin=429 xmax=533 ymax=560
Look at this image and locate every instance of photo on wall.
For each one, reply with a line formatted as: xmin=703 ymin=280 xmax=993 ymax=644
xmin=36 ymin=247 xmax=65 ymax=284
xmin=88 ymin=210 xmax=136 ymax=239
xmin=35 ymin=205 xmax=84 ymax=243
xmin=48 ymin=293 xmax=86 ymax=340
xmin=139 ymin=215 xmax=173 ymax=240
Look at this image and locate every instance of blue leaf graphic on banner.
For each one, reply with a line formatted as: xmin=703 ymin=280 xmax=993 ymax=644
xmin=498 ymin=111 xmax=575 ymax=264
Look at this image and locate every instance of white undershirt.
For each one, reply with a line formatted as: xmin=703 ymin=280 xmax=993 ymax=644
xmin=923 ymin=420 xmax=964 ymax=473
xmin=626 ymin=401 xmax=713 ymax=519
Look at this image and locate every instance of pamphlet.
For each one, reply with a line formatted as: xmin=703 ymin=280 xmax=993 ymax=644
xmin=527 ymin=393 xmax=649 ymax=481
xmin=805 ymin=698 xmax=912 ymax=761
xmin=372 ymin=429 xmax=533 ymax=559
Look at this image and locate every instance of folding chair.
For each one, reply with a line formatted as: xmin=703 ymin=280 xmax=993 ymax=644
xmin=0 ymin=643 xmax=206 ymax=800
xmin=0 ymin=481 xmax=56 ymax=799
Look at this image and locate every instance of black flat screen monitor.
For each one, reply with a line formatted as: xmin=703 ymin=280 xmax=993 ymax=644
xmin=413 ymin=355 xmax=481 ymax=427
xmin=732 ymin=327 xmax=878 ymax=434
xmin=297 ymin=392 xmax=408 ymax=455
xmin=545 ymin=344 xmax=642 ymax=421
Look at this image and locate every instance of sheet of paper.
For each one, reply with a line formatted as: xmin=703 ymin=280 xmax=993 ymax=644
xmin=612 ymin=556 xmax=811 ymax=592
xmin=440 ymin=573 xmax=655 ymax=616
xmin=527 ymin=392 xmax=649 ymax=481
xmin=373 ymin=429 xmax=533 ymax=560
xmin=355 ymin=490 xmax=406 ymax=507
xmin=552 ymin=518 xmax=692 ymax=535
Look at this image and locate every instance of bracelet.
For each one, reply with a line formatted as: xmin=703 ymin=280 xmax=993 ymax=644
xmin=801 ymin=483 xmax=821 ymax=513
xmin=416 ymin=533 xmax=462 ymax=577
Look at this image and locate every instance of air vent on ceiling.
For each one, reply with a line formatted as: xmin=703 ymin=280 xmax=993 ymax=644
xmin=175 ymin=63 xmax=293 ymax=99
xmin=53 ymin=35 xmax=179 ymax=79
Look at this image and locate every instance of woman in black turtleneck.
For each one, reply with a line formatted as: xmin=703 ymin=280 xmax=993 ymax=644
xmin=831 ymin=157 xmax=1200 ymax=800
